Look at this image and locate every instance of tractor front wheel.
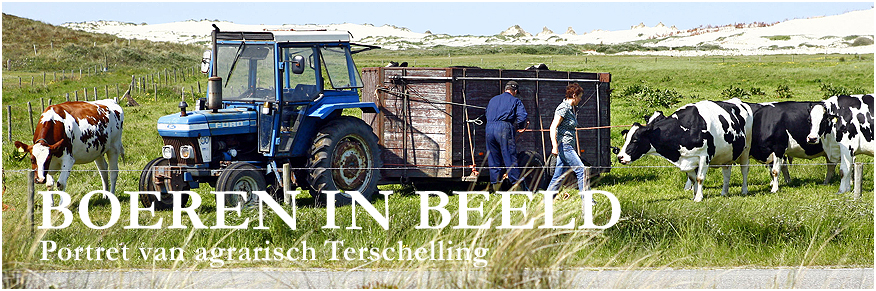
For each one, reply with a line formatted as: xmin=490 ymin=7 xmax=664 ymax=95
xmin=139 ymin=157 xmax=190 ymax=210
xmin=216 ymin=162 xmax=267 ymax=207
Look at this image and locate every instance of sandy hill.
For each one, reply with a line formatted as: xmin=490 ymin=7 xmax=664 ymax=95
xmin=60 ymin=9 xmax=874 ymax=56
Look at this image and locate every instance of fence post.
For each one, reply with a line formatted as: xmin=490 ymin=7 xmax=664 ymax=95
xmin=27 ymin=102 xmax=35 ymax=135
xmin=283 ymin=163 xmax=292 ymax=205
xmin=41 ymin=98 xmax=45 ymax=110
xmin=853 ymin=162 xmax=863 ymax=199
xmin=7 ymin=105 xmax=12 ymax=141
xmin=75 ymin=91 xmax=79 ymax=101
xmin=66 ymin=93 xmax=70 ymax=102
xmin=27 ymin=170 xmax=35 ymax=235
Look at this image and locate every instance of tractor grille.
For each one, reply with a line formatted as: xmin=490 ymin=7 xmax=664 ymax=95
xmin=162 ymin=137 xmax=203 ymax=166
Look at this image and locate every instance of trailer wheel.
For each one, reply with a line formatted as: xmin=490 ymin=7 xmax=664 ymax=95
xmin=139 ymin=157 xmax=189 ymax=211
xmin=216 ymin=162 xmax=266 ymax=207
xmin=307 ymin=116 xmax=381 ymax=206
xmin=517 ymin=150 xmax=549 ymax=191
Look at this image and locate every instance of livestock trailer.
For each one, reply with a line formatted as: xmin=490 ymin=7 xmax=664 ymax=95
xmin=362 ymin=67 xmax=611 ymax=189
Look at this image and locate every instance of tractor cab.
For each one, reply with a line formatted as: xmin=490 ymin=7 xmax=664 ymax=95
xmin=147 ymin=27 xmax=382 ymax=210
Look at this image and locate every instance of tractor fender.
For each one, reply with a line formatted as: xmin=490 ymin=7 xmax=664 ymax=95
xmin=307 ymin=102 xmax=378 ymax=119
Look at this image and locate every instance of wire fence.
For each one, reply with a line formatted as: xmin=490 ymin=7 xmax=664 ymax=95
xmin=1 ymin=161 xmax=873 ymax=173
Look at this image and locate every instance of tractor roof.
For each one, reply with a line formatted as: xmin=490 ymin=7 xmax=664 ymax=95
xmin=273 ymin=30 xmax=351 ymax=43
xmin=215 ymin=30 xmax=351 ymax=43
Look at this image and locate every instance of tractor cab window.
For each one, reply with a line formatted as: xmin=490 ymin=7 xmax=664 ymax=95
xmin=216 ymin=43 xmax=276 ymax=102
xmin=281 ymin=47 xmax=319 ymax=102
xmin=320 ymin=45 xmax=363 ymax=89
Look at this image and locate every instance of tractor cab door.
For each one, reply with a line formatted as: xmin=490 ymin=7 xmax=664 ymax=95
xmin=274 ymin=46 xmax=321 ymax=155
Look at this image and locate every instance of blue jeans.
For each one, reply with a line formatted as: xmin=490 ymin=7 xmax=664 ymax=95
xmin=547 ymin=143 xmax=588 ymax=192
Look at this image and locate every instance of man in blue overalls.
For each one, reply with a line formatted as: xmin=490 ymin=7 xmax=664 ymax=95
xmin=485 ymin=81 xmax=529 ymax=191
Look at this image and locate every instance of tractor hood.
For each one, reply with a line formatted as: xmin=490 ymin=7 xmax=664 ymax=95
xmin=157 ymin=108 xmax=257 ymax=137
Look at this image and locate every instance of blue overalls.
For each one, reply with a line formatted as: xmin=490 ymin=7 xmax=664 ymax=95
xmin=485 ymin=92 xmax=528 ymax=185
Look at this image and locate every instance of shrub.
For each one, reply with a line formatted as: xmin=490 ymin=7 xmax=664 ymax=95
xmin=721 ymin=85 xmax=750 ymax=99
xmin=620 ymin=83 xmax=682 ymax=108
xmin=819 ymin=83 xmax=867 ymax=99
xmin=775 ymin=84 xmax=794 ymax=99
xmin=764 ymin=35 xmax=792 ymax=41
xmin=850 ymin=37 xmax=874 ymax=47
xmin=749 ymin=87 xmax=765 ymax=96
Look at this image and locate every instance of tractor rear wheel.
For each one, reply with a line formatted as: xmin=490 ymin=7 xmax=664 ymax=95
xmin=517 ymin=150 xmax=549 ymax=191
xmin=307 ymin=117 xmax=381 ymax=206
xmin=139 ymin=157 xmax=190 ymax=210
xmin=216 ymin=162 xmax=267 ymax=207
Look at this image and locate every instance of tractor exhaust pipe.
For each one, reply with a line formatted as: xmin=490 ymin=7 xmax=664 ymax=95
xmin=208 ymin=24 xmax=222 ymax=113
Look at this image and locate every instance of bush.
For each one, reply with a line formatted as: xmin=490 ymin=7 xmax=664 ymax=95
xmin=721 ymin=85 xmax=750 ymax=99
xmin=850 ymin=37 xmax=874 ymax=47
xmin=819 ymin=83 xmax=867 ymax=99
xmin=775 ymin=84 xmax=794 ymax=99
xmin=764 ymin=35 xmax=792 ymax=41
xmin=621 ymin=83 xmax=683 ymax=109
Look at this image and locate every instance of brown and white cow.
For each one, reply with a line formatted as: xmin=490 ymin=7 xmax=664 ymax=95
xmin=14 ymin=100 xmax=124 ymax=199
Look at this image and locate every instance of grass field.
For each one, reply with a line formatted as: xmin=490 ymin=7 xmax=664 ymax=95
xmin=2 ymin=16 xmax=874 ymax=287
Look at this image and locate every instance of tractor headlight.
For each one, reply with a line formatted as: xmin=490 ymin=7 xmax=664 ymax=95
xmin=162 ymin=145 xmax=175 ymax=159
xmin=179 ymin=145 xmax=194 ymax=160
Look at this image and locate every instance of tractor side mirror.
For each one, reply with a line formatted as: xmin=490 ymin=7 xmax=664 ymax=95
xmin=290 ymin=55 xmax=306 ymax=74
xmin=200 ymin=50 xmax=212 ymax=74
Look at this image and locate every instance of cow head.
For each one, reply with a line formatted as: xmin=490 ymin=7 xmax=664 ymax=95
xmin=617 ymin=122 xmax=655 ymax=165
xmin=14 ymin=139 xmax=64 ymax=185
xmin=807 ymin=103 xmax=833 ymax=144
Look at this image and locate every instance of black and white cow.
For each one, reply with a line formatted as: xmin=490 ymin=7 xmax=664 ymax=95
xmin=618 ymin=98 xmax=754 ymax=202
xmin=750 ymin=101 xmax=835 ymax=193
xmin=807 ymin=94 xmax=874 ymax=193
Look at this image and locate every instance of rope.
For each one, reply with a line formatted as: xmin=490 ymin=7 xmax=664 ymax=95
xmin=376 ymin=87 xmax=486 ymax=109
xmin=524 ymin=124 xmax=635 ymax=132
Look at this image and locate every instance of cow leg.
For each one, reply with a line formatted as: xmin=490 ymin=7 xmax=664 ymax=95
xmin=781 ymin=156 xmax=792 ymax=184
xmin=837 ymin=147 xmax=854 ymax=194
xmin=739 ymin=155 xmax=750 ymax=195
xmin=106 ymin=151 xmax=120 ymax=196
xmin=824 ymin=158 xmax=836 ymax=185
xmin=94 ymin=156 xmax=111 ymax=199
xmin=721 ymin=166 xmax=731 ymax=197
xmin=53 ymin=162 xmax=74 ymax=205
xmin=684 ymin=174 xmax=694 ymax=191
xmin=769 ymin=156 xmax=783 ymax=193
xmin=694 ymin=158 xmax=708 ymax=202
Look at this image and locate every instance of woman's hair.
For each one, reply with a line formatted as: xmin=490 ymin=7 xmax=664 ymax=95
xmin=565 ymin=83 xmax=584 ymax=99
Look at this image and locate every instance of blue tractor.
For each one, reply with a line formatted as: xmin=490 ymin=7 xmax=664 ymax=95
xmin=140 ymin=26 xmax=382 ymax=209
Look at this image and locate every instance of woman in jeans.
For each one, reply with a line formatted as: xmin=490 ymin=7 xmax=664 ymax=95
xmin=546 ymin=83 xmax=590 ymax=198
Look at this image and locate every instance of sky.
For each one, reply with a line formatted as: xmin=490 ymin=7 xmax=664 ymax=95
xmin=2 ymin=2 xmax=873 ymax=36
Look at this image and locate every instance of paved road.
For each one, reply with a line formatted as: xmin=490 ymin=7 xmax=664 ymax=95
xmin=17 ymin=267 xmax=873 ymax=289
